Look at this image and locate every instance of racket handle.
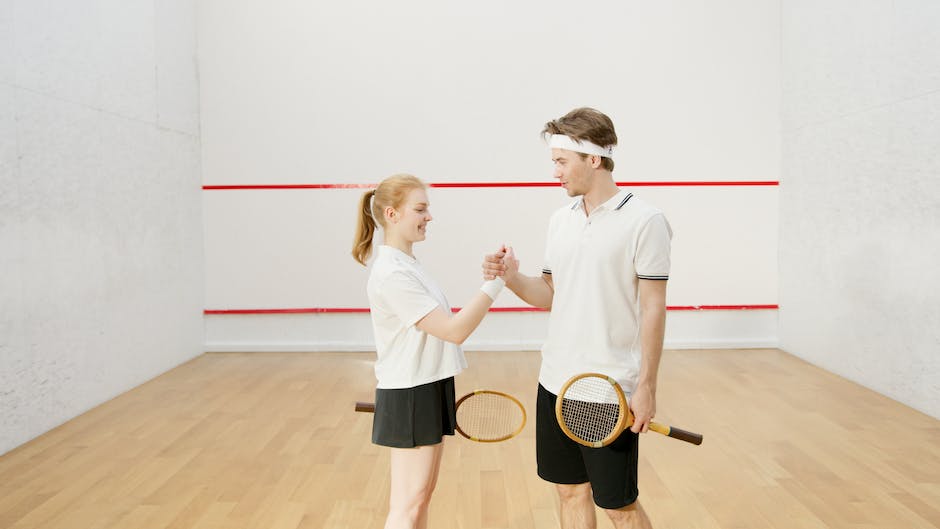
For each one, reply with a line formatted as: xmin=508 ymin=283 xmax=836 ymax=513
xmin=649 ymin=422 xmax=703 ymax=445
xmin=355 ymin=402 xmax=375 ymax=413
xmin=667 ymin=426 xmax=703 ymax=445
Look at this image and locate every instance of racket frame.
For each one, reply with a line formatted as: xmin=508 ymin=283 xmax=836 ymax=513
xmin=556 ymin=372 xmax=704 ymax=447
xmin=354 ymin=389 xmax=527 ymax=443
xmin=556 ymin=372 xmax=630 ymax=448
xmin=455 ymin=389 xmax=527 ymax=442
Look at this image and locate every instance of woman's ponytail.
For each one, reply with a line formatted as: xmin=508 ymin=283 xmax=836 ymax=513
xmin=352 ymin=189 xmax=377 ymax=266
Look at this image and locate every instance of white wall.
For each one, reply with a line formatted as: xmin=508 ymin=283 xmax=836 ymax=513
xmin=198 ymin=0 xmax=782 ymax=352
xmin=780 ymin=1 xmax=940 ymax=419
xmin=0 ymin=0 xmax=203 ymax=455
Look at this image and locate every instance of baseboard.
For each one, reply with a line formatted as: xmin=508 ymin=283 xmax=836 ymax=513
xmin=204 ymin=338 xmax=779 ymax=353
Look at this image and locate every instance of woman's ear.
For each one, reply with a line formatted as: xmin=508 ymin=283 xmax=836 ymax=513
xmin=384 ymin=206 xmax=397 ymax=223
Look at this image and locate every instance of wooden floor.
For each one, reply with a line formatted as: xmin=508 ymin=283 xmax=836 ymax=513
xmin=1 ymin=349 xmax=939 ymax=529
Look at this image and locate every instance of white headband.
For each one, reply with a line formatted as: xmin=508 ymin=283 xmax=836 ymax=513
xmin=548 ymin=134 xmax=614 ymax=158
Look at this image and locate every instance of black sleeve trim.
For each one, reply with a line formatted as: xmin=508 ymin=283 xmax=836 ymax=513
xmin=637 ymin=275 xmax=669 ymax=280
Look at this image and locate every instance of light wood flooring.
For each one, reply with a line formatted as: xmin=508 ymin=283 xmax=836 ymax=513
xmin=1 ymin=349 xmax=939 ymax=528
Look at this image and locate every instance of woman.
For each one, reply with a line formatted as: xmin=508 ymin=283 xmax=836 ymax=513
xmin=352 ymin=174 xmax=503 ymax=529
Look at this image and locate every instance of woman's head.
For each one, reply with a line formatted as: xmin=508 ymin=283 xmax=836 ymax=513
xmin=352 ymin=174 xmax=429 ymax=265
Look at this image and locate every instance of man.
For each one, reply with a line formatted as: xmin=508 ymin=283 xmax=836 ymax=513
xmin=483 ymin=107 xmax=672 ymax=529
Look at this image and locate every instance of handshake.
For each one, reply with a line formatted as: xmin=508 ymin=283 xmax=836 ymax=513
xmin=481 ymin=245 xmax=520 ymax=282
xmin=478 ymin=245 xmax=521 ymax=302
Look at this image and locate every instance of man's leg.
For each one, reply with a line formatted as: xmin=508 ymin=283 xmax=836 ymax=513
xmin=538 ymin=385 xmax=596 ymax=528
xmin=557 ymin=482 xmax=597 ymax=529
xmin=581 ymin=425 xmax=644 ymax=528
xmin=604 ymin=499 xmax=653 ymax=529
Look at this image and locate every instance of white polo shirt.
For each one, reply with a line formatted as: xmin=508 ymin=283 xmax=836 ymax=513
xmin=539 ymin=189 xmax=672 ymax=395
xmin=367 ymin=245 xmax=467 ymax=389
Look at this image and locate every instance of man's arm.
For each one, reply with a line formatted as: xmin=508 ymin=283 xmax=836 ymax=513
xmin=509 ymin=273 xmax=554 ymax=310
xmin=630 ymin=278 xmax=667 ymax=433
xmin=482 ymin=246 xmax=554 ymax=309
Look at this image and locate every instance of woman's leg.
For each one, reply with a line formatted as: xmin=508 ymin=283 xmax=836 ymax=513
xmin=384 ymin=441 xmax=445 ymax=529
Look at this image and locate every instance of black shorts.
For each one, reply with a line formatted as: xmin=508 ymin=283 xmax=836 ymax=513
xmin=536 ymin=384 xmax=640 ymax=509
xmin=371 ymin=377 xmax=457 ymax=448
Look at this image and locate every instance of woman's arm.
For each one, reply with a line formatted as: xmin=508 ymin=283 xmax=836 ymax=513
xmin=415 ymin=280 xmax=503 ymax=345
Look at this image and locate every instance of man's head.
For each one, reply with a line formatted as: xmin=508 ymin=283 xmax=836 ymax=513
xmin=542 ymin=107 xmax=617 ymax=172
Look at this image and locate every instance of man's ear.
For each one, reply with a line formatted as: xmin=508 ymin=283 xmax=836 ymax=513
xmin=589 ymin=155 xmax=603 ymax=169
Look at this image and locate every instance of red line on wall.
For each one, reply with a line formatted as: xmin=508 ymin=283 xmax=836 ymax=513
xmin=667 ymin=304 xmax=780 ymax=311
xmin=205 ymin=308 xmax=372 ymax=314
xmin=204 ymin=305 xmax=778 ymax=315
xmin=203 ymin=181 xmax=779 ymax=190
xmin=616 ymin=181 xmax=778 ymax=187
xmin=203 ymin=184 xmax=376 ymax=190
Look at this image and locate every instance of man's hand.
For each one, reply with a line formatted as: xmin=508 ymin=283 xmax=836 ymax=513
xmin=629 ymin=382 xmax=657 ymax=434
xmin=482 ymin=245 xmax=519 ymax=284
xmin=482 ymin=246 xmax=505 ymax=280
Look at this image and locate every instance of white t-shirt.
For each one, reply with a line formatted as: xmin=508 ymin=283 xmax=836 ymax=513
xmin=367 ymin=245 xmax=467 ymax=389
xmin=539 ymin=189 xmax=672 ymax=395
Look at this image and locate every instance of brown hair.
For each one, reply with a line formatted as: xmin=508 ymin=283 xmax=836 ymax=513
xmin=542 ymin=107 xmax=617 ymax=171
xmin=352 ymin=174 xmax=427 ymax=266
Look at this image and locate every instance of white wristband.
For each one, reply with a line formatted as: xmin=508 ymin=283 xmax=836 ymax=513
xmin=480 ymin=276 xmax=505 ymax=301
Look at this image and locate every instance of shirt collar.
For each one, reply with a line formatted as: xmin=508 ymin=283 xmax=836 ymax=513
xmin=378 ymin=244 xmax=417 ymax=264
xmin=603 ymin=189 xmax=632 ymax=210
xmin=573 ymin=189 xmax=632 ymax=214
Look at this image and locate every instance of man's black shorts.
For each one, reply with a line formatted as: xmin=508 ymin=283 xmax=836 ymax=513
xmin=536 ymin=384 xmax=640 ymax=509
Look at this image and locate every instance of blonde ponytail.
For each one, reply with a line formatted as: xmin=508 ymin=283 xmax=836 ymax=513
xmin=352 ymin=189 xmax=377 ymax=266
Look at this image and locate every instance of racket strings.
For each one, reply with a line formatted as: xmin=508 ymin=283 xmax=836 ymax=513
xmin=560 ymin=378 xmax=624 ymax=443
xmin=456 ymin=393 xmax=524 ymax=441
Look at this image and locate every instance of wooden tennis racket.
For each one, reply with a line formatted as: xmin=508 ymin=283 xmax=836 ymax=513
xmin=556 ymin=373 xmax=703 ymax=447
xmin=355 ymin=389 xmax=527 ymax=443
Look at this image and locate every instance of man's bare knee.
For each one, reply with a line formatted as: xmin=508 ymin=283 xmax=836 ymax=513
xmin=604 ymin=499 xmax=652 ymax=529
xmin=555 ymin=483 xmax=597 ymax=529
xmin=556 ymin=482 xmax=592 ymax=502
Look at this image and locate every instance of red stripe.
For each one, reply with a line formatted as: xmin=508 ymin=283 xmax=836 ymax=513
xmin=666 ymin=304 xmax=780 ymax=311
xmin=616 ymin=181 xmax=778 ymax=187
xmin=205 ymin=305 xmax=778 ymax=315
xmin=203 ymin=184 xmax=376 ymax=190
xmin=203 ymin=181 xmax=778 ymax=190
xmin=204 ymin=308 xmax=371 ymax=314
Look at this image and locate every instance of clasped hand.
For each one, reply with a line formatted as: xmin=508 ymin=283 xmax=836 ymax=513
xmin=482 ymin=245 xmax=519 ymax=283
